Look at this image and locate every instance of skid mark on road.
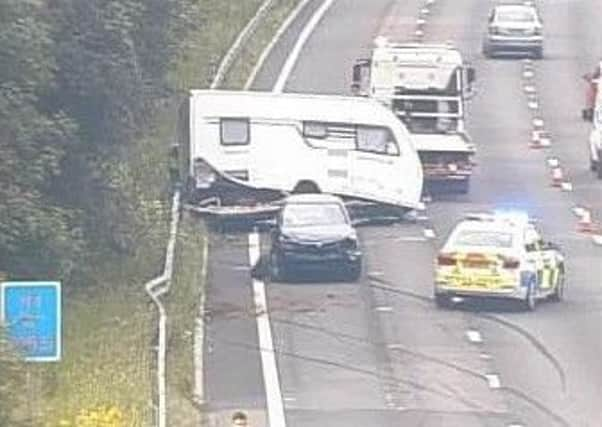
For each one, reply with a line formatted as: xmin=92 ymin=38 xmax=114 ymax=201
xmin=477 ymin=313 xmax=567 ymax=393
xmin=368 ymin=275 xmax=568 ymax=402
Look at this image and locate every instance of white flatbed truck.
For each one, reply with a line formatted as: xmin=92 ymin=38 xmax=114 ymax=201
xmin=352 ymin=40 xmax=477 ymax=193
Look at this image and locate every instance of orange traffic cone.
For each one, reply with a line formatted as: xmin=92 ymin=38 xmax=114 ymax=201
xmin=530 ymin=130 xmax=541 ymax=148
xmin=577 ymin=209 xmax=600 ymax=234
xmin=551 ymin=167 xmax=564 ymax=187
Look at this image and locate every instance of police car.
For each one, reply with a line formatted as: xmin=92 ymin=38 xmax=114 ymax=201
xmin=434 ymin=212 xmax=565 ymax=310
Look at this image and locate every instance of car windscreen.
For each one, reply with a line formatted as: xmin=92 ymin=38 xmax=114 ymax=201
xmin=496 ymin=9 xmax=535 ymax=23
xmin=282 ymin=203 xmax=347 ymax=228
xmin=452 ymin=229 xmax=514 ymax=248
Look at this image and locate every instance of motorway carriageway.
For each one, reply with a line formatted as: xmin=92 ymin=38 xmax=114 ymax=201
xmin=201 ymin=1 xmax=602 ymax=426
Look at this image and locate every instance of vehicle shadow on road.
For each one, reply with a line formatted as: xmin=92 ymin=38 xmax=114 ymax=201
xmin=447 ymin=298 xmax=540 ymax=314
xmin=251 ymin=254 xmax=359 ymax=285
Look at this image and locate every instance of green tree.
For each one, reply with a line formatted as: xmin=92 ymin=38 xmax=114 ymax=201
xmin=0 ymin=0 xmax=82 ymax=280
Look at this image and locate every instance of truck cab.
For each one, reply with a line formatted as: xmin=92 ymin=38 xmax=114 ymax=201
xmin=352 ymin=40 xmax=477 ymax=194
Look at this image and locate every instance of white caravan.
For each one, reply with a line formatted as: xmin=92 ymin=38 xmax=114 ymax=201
xmin=188 ymin=90 xmax=424 ymax=212
xmin=352 ymin=40 xmax=477 ymax=193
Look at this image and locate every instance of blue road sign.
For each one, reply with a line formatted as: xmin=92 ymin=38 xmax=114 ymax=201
xmin=1 ymin=281 xmax=62 ymax=362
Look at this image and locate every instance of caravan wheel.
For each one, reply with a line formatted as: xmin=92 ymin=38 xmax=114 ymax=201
xmin=293 ymin=181 xmax=321 ymax=194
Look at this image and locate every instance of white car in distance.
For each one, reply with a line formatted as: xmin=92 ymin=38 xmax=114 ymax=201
xmin=482 ymin=3 xmax=544 ymax=59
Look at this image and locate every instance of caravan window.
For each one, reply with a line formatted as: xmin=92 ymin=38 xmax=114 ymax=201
xmin=303 ymin=122 xmax=328 ymax=139
xmin=220 ymin=118 xmax=250 ymax=145
xmin=356 ymin=125 xmax=399 ymax=155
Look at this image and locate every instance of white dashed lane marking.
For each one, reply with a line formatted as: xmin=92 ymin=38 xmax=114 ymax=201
xmin=485 ymin=374 xmax=502 ymax=389
xmin=423 ymin=228 xmax=436 ymax=239
xmin=466 ymin=329 xmax=483 ymax=344
xmin=572 ymin=206 xmax=586 ymax=217
xmin=523 ymin=70 xmax=535 ymax=79
xmin=561 ymin=182 xmax=573 ymax=192
xmin=394 ymin=236 xmax=429 ymax=242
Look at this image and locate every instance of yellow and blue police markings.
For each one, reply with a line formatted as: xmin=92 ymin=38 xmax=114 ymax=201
xmin=538 ymin=257 xmax=560 ymax=291
xmin=436 ymin=253 xmax=517 ymax=291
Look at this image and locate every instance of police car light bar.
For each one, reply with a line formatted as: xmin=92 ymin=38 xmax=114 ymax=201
xmin=464 ymin=211 xmax=536 ymax=225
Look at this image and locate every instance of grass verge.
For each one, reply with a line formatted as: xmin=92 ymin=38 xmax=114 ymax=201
xmin=165 ymin=214 xmax=207 ymax=427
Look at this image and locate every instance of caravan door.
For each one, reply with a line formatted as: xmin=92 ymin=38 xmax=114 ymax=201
xmin=300 ymin=121 xmax=355 ymax=194
xmin=351 ymin=125 xmax=400 ymax=201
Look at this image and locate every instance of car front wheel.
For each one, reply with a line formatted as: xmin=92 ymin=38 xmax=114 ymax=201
xmin=550 ymin=268 xmax=565 ymax=302
xmin=521 ymin=281 xmax=537 ymax=311
xmin=345 ymin=261 xmax=362 ymax=282
xmin=434 ymin=293 xmax=452 ymax=309
xmin=270 ymin=251 xmax=287 ymax=282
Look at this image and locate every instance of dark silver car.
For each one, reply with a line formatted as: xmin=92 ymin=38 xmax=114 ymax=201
xmin=269 ymin=194 xmax=362 ymax=281
xmin=482 ymin=4 xmax=544 ymax=59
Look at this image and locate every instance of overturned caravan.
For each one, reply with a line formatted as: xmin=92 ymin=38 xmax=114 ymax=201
xmin=186 ymin=90 xmax=424 ymax=221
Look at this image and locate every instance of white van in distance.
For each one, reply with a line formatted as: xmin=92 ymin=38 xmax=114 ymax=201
xmin=188 ymin=90 xmax=424 ymax=213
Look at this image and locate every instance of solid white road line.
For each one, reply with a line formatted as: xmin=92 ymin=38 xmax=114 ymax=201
xmin=249 ymin=232 xmax=287 ymax=427
xmin=193 ymin=237 xmax=209 ymax=405
xmin=273 ymin=0 xmax=336 ymax=93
